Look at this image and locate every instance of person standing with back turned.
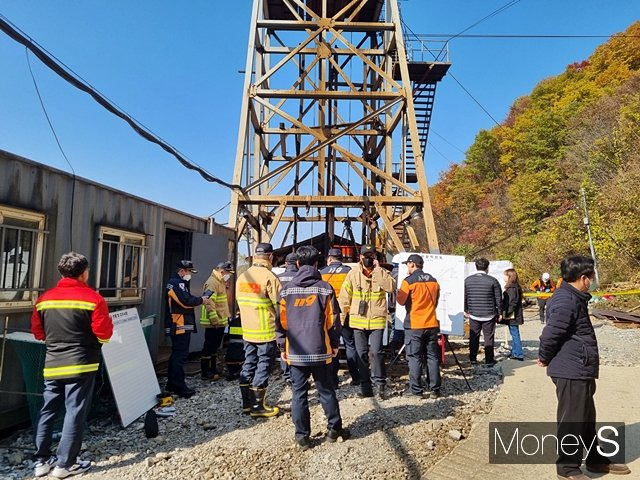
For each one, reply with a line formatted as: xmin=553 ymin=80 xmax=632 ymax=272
xmin=236 ymin=243 xmax=282 ymax=418
xmin=31 ymin=252 xmax=113 ymax=478
xmin=277 ymin=246 xmax=350 ymax=450
xmin=464 ymin=257 xmax=502 ymax=366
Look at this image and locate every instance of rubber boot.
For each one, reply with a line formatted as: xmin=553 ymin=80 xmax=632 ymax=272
xmin=484 ymin=347 xmax=496 ymax=366
xmin=250 ymin=387 xmax=280 ymax=418
xmin=201 ymin=357 xmax=215 ymax=380
xmin=240 ymin=384 xmax=254 ymax=414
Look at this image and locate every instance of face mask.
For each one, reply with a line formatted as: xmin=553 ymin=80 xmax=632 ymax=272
xmin=223 ymin=274 xmax=231 ymax=282
xmin=362 ymin=257 xmax=374 ymax=268
xmin=183 ymin=274 xmax=192 ymax=282
xmin=587 ymin=277 xmax=598 ymax=293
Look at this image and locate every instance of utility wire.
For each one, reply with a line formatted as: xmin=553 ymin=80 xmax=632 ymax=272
xmin=426 ymin=141 xmax=451 ymax=163
xmin=25 ymin=48 xmax=76 ymax=251
xmin=416 ymin=33 xmax=640 ymax=39
xmin=430 ymin=129 xmax=466 ymax=154
xmin=0 ymin=14 xmax=241 ymax=191
xmin=446 ymin=0 xmax=523 ymax=42
xmin=401 ymin=19 xmax=501 ymax=126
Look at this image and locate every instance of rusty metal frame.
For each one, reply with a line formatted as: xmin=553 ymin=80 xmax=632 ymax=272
xmin=229 ymin=0 xmax=440 ymax=254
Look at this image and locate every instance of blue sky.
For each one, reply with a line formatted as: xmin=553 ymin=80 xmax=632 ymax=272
xmin=1 ymin=1 xmax=638 ymax=223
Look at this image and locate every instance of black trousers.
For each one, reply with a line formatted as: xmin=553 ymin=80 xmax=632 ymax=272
xmin=553 ymin=377 xmax=610 ymax=476
xmin=341 ymin=325 xmax=360 ymax=382
xmin=538 ymin=298 xmax=548 ymax=323
xmin=290 ymin=364 xmax=342 ymax=439
xmin=468 ymin=319 xmax=496 ymax=361
xmin=405 ymin=328 xmax=441 ymax=393
xmin=168 ymin=332 xmax=191 ymax=392
xmin=202 ymin=327 xmax=225 ymax=371
xmin=353 ymin=328 xmax=385 ymax=390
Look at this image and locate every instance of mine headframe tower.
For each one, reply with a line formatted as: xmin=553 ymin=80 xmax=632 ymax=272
xmin=229 ymin=0 xmax=450 ymax=255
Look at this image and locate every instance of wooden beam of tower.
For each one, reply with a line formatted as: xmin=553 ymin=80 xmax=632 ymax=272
xmin=388 ymin=0 xmax=440 ymax=253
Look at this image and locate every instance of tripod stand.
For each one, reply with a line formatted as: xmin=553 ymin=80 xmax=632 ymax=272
xmin=390 ymin=333 xmax=472 ymax=391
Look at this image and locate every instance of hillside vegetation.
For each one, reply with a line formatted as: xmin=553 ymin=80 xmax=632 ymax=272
xmin=431 ymin=22 xmax=640 ymax=285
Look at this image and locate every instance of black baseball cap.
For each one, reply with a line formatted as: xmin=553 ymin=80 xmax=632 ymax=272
xmin=360 ymin=245 xmax=376 ymax=255
xmin=176 ymin=260 xmax=197 ymax=273
xmin=255 ymin=243 xmax=274 ymax=254
xmin=402 ymin=254 xmax=424 ymax=267
xmin=327 ymin=248 xmax=343 ymax=258
xmin=216 ymin=261 xmax=235 ymax=273
xmin=285 ymin=253 xmax=299 ymax=264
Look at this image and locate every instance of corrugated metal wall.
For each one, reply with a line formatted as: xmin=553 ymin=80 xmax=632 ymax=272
xmin=0 ymin=150 xmax=235 ymax=431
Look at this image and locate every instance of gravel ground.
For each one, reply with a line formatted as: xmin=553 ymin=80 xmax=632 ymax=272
xmin=3 ymin=305 xmax=638 ymax=479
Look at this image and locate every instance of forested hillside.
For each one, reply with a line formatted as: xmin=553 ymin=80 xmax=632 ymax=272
xmin=431 ymin=22 xmax=640 ymax=285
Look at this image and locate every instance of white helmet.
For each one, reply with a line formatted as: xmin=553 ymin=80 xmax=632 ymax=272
xmin=542 ymin=272 xmax=550 ymax=282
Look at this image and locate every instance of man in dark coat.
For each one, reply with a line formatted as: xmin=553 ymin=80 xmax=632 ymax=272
xmin=538 ymin=255 xmax=630 ymax=479
xmin=464 ymin=258 xmax=502 ymax=365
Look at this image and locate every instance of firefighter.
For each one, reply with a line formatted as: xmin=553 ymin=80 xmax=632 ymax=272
xmin=531 ymin=272 xmax=555 ymax=324
xmin=276 ymin=252 xmax=299 ymax=385
xmin=235 ymin=243 xmax=282 ymax=417
xmin=396 ymin=254 xmax=442 ymax=398
xmin=31 ymin=252 xmax=112 ymax=478
xmin=200 ymin=261 xmax=234 ymax=381
xmin=339 ymin=245 xmax=395 ymax=398
xmin=320 ymin=247 xmax=360 ymax=387
xmin=276 ymin=246 xmax=350 ymax=450
xmin=165 ymin=260 xmax=212 ymax=398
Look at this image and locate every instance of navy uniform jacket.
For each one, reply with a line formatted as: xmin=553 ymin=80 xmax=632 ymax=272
xmin=165 ymin=272 xmax=203 ymax=336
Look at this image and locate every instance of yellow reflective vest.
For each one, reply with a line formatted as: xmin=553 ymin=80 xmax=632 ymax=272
xmin=338 ymin=264 xmax=395 ymax=330
xmin=236 ymin=259 xmax=281 ymax=343
xmin=200 ymin=269 xmax=231 ymax=327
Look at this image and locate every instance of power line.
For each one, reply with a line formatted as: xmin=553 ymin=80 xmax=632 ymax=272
xmin=427 ymin=141 xmax=451 ymax=163
xmin=0 ymin=14 xmax=241 ymax=191
xmin=447 ymin=0 xmax=524 ymax=42
xmin=25 ymin=48 xmax=76 ymax=251
xmin=401 ymin=19 xmax=501 ymax=126
xmin=416 ymin=33 xmax=640 ymax=39
xmin=430 ymin=129 xmax=466 ymax=154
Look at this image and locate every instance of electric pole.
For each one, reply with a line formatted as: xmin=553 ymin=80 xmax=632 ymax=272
xmin=580 ymin=187 xmax=600 ymax=286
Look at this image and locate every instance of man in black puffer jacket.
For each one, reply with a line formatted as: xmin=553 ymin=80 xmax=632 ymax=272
xmin=538 ymin=255 xmax=630 ymax=479
xmin=464 ymin=257 xmax=502 ymax=365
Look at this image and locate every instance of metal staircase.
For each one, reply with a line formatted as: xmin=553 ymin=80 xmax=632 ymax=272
xmin=405 ymin=82 xmax=437 ymax=184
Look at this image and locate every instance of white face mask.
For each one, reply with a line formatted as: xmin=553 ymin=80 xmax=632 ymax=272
xmin=587 ymin=276 xmax=598 ymax=293
xmin=223 ymin=274 xmax=231 ymax=282
xmin=183 ymin=274 xmax=192 ymax=282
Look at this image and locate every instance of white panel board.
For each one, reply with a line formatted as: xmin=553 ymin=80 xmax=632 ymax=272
xmin=465 ymin=260 xmax=514 ymax=290
xmin=102 ymin=308 xmax=161 ymax=427
xmin=392 ymin=253 xmax=466 ymax=336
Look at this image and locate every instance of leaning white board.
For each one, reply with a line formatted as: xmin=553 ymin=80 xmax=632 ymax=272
xmin=102 ymin=308 xmax=160 ymax=427
xmin=465 ymin=260 xmax=513 ymax=290
xmin=392 ymin=253 xmax=466 ymax=336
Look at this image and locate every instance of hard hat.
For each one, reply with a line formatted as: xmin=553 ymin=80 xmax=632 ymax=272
xmin=542 ymin=272 xmax=550 ymax=281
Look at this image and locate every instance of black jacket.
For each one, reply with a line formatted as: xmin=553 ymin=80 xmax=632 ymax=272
xmin=538 ymin=282 xmax=599 ymax=380
xmin=277 ymin=264 xmax=298 ymax=287
xmin=464 ymin=272 xmax=502 ymax=318
xmin=502 ymin=285 xmax=524 ymax=326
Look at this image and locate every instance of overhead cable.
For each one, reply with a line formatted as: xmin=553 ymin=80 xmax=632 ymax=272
xmin=0 ymin=15 xmax=241 ymax=191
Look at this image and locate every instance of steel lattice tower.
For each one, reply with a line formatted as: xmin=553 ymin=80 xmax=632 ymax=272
xmin=229 ymin=0 xmax=450 ymax=255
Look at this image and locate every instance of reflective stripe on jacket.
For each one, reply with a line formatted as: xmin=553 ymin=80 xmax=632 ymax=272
xmin=319 ymin=262 xmax=351 ymax=295
xmin=164 ymin=273 xmax=203 ymax=336
xmin=200 ymin=270 xmax=230 ymax=327
xmin=338 ymin=264 xmax=394 ymax=330
xmin=236 ymin=259 xmax=281 ymax=343
xmin=276 ymin=265 xmax=341 ymax=366
xmin=31 ymin=278 xmax=113 ymax=379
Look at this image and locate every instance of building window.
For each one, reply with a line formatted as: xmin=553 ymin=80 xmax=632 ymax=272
xmin=96 ymin=227 xmax=146 ymax=302
xmin=0 ymin=205 xmax=46 ymax=309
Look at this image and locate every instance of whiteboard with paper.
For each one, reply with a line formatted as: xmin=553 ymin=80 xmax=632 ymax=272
xmin=465 ymin=260 xmax=514 ymax=290
xmin=101 ymin=308 xmax=160 ymax=427
xmin=392 ymin=253 xmax=466 ymax=336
